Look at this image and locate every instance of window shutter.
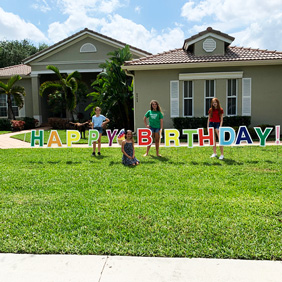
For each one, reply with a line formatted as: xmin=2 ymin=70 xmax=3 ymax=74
xmin=170 ymin=81 xmax=179 ymax=117
xmin=242 ymin=78 xmax=251 ymax=116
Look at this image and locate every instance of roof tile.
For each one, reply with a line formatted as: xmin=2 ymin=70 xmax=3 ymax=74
xmin=124 ymin=46 xmax=282 ymax=66
xmin=0 ymin=64 xmax=31 ymax=77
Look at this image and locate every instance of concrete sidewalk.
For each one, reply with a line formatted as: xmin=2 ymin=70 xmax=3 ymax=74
xmin=1 ymin=254 xmax=282 ymax=282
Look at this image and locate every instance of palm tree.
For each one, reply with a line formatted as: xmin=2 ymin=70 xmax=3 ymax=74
xmin=40 ymin=65 xmax=80 ymax=120
xmin=0 ymin=75 xmax=26 ymax=120
xmin=86 ymin=45 xmax=133 ymax=129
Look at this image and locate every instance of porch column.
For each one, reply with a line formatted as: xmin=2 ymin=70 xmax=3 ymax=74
xmin=31 ymin=74 xmax=42 ymax=124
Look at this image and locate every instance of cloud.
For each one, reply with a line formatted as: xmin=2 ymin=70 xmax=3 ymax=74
xmin=181 ymin=0 xmax=282 ymax=50
xmin=135 ymin=6 xmax=141 ymax=14
xmin=0 ymin=7 xmax=48 ymax=42
xmin=32 ymin=0 xmax=51 ymax=13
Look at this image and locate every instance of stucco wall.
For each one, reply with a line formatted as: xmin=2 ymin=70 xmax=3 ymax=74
xmin=133 ymin=64 xmax=282 ymax=130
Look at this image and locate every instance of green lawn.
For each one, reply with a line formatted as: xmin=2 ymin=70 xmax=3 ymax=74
xmin=0 ymin=131 xmax=11 ymax=135
xmin=0 ymin=146 xmax=282 ymax=259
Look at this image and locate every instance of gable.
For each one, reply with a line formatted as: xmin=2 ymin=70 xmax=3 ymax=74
xmin=183 ymin=27 xmax=234 ymax=57
xmin=23 ymin=28 xmax=151 ymax=74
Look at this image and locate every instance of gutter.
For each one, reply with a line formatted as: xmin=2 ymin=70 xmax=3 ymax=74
xmin=124 ymin=69 xmax=137 ymax=131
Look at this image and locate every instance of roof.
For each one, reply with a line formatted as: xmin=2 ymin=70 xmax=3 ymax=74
xmin=23 ymin=28 xmax=152 ymax=64
xmin=183 ymin=27 xmax=235 ymax=50
xmin=124 ymin=46 xmax=282 ymax=68
xmin=0 ymin=64 xmax=31 ymax=77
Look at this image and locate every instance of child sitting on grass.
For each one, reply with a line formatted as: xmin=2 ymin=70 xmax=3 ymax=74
xmin=122 ymin=130 xmax=140 ymax=166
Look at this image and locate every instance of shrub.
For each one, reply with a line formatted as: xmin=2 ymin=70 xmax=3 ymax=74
xmin=11 ymin=120 xmax=25 ymax=131
xmin=23 ymin=117 xmax=39 ymax=130
xmin=173 ymin=116 xmax=251 ymax=137
xmin=0 ymin=119 xmax=12 ymax=130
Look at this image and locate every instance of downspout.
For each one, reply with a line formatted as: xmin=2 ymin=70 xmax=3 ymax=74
xmin=124 ymin=69 xmax=136 ymax=131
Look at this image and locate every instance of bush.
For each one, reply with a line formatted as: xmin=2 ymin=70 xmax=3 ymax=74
xmin=0 ymin=119 xmax=12 ymax=130
xmin=11 ymin=120 xmax=25 ymax=131
xmin=173 ymin=116 xmax=251 ymax=136
xmin=48 ymin=118 xmax=71 ymax=129
xmin=23 ymin=117 xmax=39 ymax=130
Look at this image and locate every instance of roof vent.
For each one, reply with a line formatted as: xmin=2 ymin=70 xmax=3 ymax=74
xmin=203 ymin=38 xmax=216 ymax=52
xmin=80 ymin=43 xmax=97 ymax=53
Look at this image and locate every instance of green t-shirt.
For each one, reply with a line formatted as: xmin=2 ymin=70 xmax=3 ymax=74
xmin=145 ymin=110 xmax=163 ymax=128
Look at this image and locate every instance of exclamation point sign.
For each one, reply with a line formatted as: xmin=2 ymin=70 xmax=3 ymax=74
xmin=276 ymin=125 xmax=280 ymax=145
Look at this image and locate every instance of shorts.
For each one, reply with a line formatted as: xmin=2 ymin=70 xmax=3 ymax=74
xmin=94 ymin=127 xmax=103 ymax=134
xmin=209 ymin=122 xmax=220 ymax=129
xmin=150 ymin=127 xmax=161 ymax=133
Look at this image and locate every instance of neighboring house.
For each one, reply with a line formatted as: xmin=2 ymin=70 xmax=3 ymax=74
xmin=123 ymin=27 xmax=282 ymax=130
xmin=0 ymin=28 xmax=151 ymax=123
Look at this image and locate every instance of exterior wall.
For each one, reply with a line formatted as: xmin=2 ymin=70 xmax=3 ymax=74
xmin=134 ymin=64 xmax=282 ymax=130
xmin=0 ymin=77 xmax=32 ymax=119
xmin=194 ymin=37 xmax=225 ymax=56
xmin=29 ymin=36 xmax=142 ymax=73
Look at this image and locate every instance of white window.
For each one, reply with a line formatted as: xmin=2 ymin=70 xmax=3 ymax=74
xmin=183 ymin=81 xmax=193 ymax=116
xmin=227 ymin=79 xmax=237 ymax=116
xmin=205 ymin=80 xmax=215 ymax=116
xmin=0 ymin=95 xmax=19 ymax=117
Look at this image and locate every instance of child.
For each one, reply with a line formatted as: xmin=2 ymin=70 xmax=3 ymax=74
xmin=122 ymin=130 xmax=140 ymax=166
xmin=143 ymin=100 xmax=163 ymax=157
xmin=207 ymin=98 xmax=224 ymax=160
xmin=91 ymin=107 xmax=109 ymax=156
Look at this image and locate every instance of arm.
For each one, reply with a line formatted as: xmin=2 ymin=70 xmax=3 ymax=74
xmin=144 ymin=116 xmax=149 ymax=128
xmin=132 ymin=141 xmax=135 ymax=159
xmin=102 ymin=117 xmax=110 ymax=127
xmin=121 ymin=141 xmax=132 ymax=159
xmin=207 ymin=115 xmax=210 ymax=129
xmin=160 ymin=118 xmax=163 ymax=130
xmin=220 ymin=112 xmax=223 ymax=127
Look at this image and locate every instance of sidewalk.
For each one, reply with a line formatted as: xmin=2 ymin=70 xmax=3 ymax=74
xmin=0 ymin=129 xmax=280 ymax=149
xmin=1 ymin=253 xmax=282 ymax=282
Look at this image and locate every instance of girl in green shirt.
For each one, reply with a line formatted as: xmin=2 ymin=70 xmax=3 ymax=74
xmin=143 ymin=100 xmax=164 ymax=157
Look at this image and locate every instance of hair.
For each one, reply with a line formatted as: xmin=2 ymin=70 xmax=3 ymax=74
xmin=95 ymin=107 xmax=101 ymax=112
xmin=150 ymin=100 xmax=163 ymax=113
xmin=125 ymin=129 xmax=134 ymax=142
xmin=209 ymin=98 xmax=222 ymax=118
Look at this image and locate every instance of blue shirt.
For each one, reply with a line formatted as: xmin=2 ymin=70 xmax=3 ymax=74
xmin=92 ymin=115 xmax=106 ymax=127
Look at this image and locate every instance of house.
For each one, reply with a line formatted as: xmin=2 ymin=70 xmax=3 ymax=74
xmin=0 ymin=28 xmax=151 ymax=123
xmin=123 ymin=27 xmax=282 ymax=130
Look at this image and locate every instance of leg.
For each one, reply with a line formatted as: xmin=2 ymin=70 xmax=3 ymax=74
xmin=98 ymin=133 xmax=102 ymax=154
xmin=144 ymin=132 xmax=155 ymax=156
xmin=215 ymin=129 xmax=224 ymax=159
xmin=154 ymin=132 xmax=161 ymax=156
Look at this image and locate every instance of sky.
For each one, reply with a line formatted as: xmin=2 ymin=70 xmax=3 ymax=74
xmin=1 ymin=0 xmax=282 ymax=54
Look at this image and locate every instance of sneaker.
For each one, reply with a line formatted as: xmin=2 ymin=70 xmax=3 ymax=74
xmin=219 ymin=155 xmax=224 ymax=160
xmin=98 ymin=152 xmax=101 ymax=156
xmin=210 ymin=153 xmax=217 ymax=158
xmin=92 ymin=152 xmax=96 ymax=156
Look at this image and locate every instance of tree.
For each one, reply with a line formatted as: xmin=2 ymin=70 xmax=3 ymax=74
xmin=39 ymin=65 xmax=81 ymax=120
xmin=86 ymin=45 xmax=134 ymax=129
xmin=0 ymin=40 xmax=48 ymax=68
xmin=0 ymin=75 xmax=26 ymax=120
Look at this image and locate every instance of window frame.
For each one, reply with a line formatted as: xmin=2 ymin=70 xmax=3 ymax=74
xmin=0 ymin=95 xmax=19 ymax=118
xmin=226 ymin=79 xmax=238 ymax=116
xmin=183 ymin=80 xmax=194 ymax=117
xmin=204 ymin=80 xmax=216 ymax=116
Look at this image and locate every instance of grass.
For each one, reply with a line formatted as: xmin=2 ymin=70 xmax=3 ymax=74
xmin=0 ymin=145 xmax=282 ymax=259
xmin=0 ymin=131 xmax=11 ymax=135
